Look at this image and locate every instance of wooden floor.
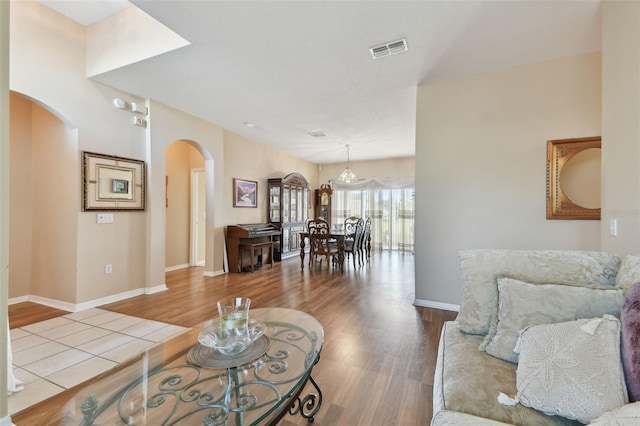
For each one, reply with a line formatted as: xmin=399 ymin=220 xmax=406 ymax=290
xmin=9 ymin=251 xmax=457 ymax=426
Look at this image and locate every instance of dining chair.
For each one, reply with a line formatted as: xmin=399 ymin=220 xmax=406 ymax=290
xmin=344 ymin=218 xmax=364 ymax=268
xmin=344 ymin=216 xmax=360 ymax=235
xmin=343 ymin=216 xmax=359 ymax=254
xmin=362 ymin=217 xmax=372 ymax=261
xmin=308 ymin=218 xmax=339 ymax=268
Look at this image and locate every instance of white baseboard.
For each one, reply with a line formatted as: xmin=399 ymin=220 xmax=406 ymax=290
xmin=13 ymin=285 xmax=169 ymax=312
xmin=203 ymin=269 xmax=225 ymax=277
xmin=28 ymin=295 xmax=78 ymax=312
xmin=414 ymin=298 xmax=460 ymax=312
xmin=145 ymin=284 xmax=168 ymax=295
xmin=165 ymin=263 xmax=189 ymax=272
xmin=8 ymin=295 xmax=28 ymax=305
xmin=0 ymin=415 xmax=13 ymax=426
xmin=164 ymin=264 xmax=223 ymax=276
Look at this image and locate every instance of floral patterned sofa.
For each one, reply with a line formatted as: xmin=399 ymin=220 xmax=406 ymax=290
xmin=431 ymin=250 xmax=640 ymax=425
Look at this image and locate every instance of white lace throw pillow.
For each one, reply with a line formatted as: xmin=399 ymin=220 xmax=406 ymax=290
xmin=481 ymin=277 xmax=623 ymax=363
xmin=498 ymin=316 xmax=628 ymax=424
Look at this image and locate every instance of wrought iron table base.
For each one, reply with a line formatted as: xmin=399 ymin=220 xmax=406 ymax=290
xmin=288 ymin=375 xmax=322 ymax=422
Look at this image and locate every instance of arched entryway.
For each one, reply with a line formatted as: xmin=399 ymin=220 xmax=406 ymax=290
xmin=165 ymin=140 xmax=210 ymax=271
xmin=165 ymin=140 xmax=207 ymax=271
xmin=8 ymin=91 xmax=78 ymax=303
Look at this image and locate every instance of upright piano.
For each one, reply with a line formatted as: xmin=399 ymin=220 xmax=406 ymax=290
xmin=226 ymin=223 xmax=281 ymax=273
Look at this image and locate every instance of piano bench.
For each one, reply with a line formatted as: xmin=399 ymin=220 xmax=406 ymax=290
xmin=239 ymin=242 xmax=274 ymax=272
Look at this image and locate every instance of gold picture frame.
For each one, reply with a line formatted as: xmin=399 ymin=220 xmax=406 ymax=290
xmin=546 ymin=137 xmax=601 ymax=220
xmin=82 ymin=151 xmax=146 ymax=211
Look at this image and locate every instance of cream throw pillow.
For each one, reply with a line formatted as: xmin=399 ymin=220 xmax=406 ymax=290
xmin=457 ymin=250 xmax=620 ymax=335
xmin=509 ymin=316 xmax=628 ymax=424
xmin=481 ymin=277 xmax=623 ymax=363
xmin=616 ymin=255 xmax=640 ymax=294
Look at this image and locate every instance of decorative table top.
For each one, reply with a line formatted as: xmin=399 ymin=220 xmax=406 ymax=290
xmin=63 ymin=308 xmax=324 ymax=426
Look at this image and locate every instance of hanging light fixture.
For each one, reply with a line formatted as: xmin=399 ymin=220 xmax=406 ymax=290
xmin=336 ymin=144 xmax=358 ymax=183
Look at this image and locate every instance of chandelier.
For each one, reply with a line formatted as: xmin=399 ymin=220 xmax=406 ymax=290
xmin=336 ymin=144 xmax=358 ymax=183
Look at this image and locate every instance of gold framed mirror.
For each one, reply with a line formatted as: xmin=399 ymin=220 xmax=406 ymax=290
xmin=546 ymin=136 xmax=601 ymax=220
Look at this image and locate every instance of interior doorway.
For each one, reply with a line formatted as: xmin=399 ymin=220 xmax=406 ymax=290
xmin=190 ymin=168 xmax=206 ymax=266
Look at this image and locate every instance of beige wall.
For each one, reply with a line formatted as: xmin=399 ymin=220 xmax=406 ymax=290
xmin=9 ymin=94 xmax=78 ymax=303
xmin=415 ymin=53 xmax=602 ymax=307
xmin=31 ymin=101 xmax=78 ymax=302
xmin=8 ymin=93 xmax=32 ymax=298
xmin=223 ymin=131 xmax=319 ymax=226
xmin=318 ymin=157 xmax=414 ymax=185
xmin=601 ymin=1 xmax=640 ymax=255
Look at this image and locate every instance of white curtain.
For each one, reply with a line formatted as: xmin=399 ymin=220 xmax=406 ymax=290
xmin=331 ymin=177 xmax=415 ymax=253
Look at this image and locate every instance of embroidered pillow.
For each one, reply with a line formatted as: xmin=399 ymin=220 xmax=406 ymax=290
xmin=481 ymin=277 xmax=623 ymax=363
xmin=513 ymin=316 xmax=628 ymax=424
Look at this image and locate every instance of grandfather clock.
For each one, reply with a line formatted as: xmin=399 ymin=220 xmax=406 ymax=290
xmin=315 ymin=184 xmax=332 ymax=225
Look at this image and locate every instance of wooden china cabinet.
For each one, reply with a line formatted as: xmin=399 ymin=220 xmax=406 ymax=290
xmin=268 ymin=172 xmax=310 ymax=260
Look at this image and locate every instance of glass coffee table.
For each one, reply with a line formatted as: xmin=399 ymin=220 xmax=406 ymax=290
xmin=63 ymin=308 xmax=324 ymax=425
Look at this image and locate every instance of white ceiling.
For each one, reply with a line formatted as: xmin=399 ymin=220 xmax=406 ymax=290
xmin=38 ymin=0 xmax=602 ymax=165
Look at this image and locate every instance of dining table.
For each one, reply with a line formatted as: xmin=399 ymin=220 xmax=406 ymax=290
xmin=298 ymin=230 xmax=349 ymax=271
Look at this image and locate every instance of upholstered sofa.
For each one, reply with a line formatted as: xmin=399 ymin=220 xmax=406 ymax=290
xmin=432 ymin=250 xmax=640 ymax=425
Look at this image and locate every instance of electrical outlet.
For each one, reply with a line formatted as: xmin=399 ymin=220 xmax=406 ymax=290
xmin=105 ymin=264 xmax=112 ymax=274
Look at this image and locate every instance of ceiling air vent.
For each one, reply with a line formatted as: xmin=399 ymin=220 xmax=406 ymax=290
xmin=370 ymin=38 xmax=408 ymax=59
xmin=307 ymin=130 xmax=327 ymax=138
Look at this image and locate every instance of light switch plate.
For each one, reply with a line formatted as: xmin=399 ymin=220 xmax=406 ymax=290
xmin=97 ymin=213 xmax=114 ymax=224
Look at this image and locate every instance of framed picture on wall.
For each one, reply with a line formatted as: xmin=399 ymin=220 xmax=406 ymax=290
xmin=233 ymin=178 xmax=257 ymax=208
xmin=82 ymin=151 xmax=146 ymax=211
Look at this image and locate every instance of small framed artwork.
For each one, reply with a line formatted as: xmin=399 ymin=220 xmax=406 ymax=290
xmin=112 ymin=179 xmax=129 ymax=194
xmin=233 ymin=178 xmax=257 ymax=208
xmin=82 ymin=151 xmax=146 ymax=211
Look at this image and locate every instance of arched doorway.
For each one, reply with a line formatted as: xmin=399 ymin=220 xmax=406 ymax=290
xmin=165 ymin=140 xmax=207 ymax=271
xmin=8 ymin=91 xmax=78 ymax=303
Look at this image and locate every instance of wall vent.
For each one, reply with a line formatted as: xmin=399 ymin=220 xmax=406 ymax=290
xmin=307 ymin=131 xmax=327 ymax=138
xmin=370 ymin=38 xmax=408 ymax=59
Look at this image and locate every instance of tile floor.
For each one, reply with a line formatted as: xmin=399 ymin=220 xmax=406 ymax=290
xmin=7 ymin=308 xmax=189 ymax=415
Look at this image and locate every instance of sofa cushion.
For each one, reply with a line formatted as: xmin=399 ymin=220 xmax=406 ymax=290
xmin=514 ymin=316 xmax=628 ymax=424
xmin=617 ymin=255 xmax=640 ymax=294
xmin=457 ymin=250 xmax=620 ymax=335
xmin=431 ymin=410 xmax=513 ymax=425
xmin=621 ymin=281 xmax=640 ymax=401
xmin=589 ymin=402 xmax=640 ymax=425
xmin=433 ymin=321 xmax=581 ymax=426
xmin=481 ymin=277 xmax=623 ymax=363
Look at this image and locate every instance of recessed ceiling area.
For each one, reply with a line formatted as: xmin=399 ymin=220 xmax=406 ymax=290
xmin=37 ymin=0 xmax=131 ymax=26
xmin=36 ymin=0 xmax=602 ymax=165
